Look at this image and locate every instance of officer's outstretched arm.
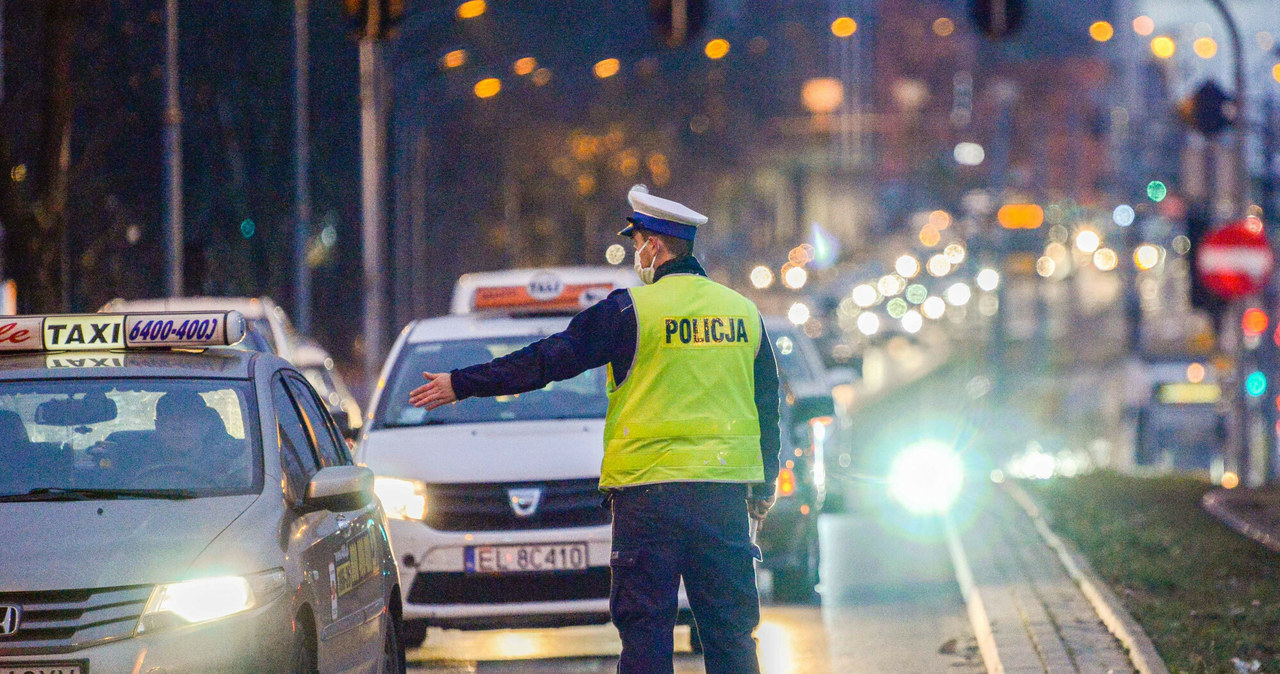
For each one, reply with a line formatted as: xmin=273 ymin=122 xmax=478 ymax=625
xmin=409 ymin=372 xmax=456 ymax=410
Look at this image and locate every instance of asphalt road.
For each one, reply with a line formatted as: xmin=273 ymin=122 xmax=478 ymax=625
xmin=406 ymin=508 xmax=985 ymax=673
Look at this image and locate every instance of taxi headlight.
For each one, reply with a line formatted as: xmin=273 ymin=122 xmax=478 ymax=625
xmin=137 ymin=569 xmax=285 ymax=633
xmin=375 ymin=476 xmax=428 ymax=520
xmin=886 ymin=441 xmax=964 ymax=515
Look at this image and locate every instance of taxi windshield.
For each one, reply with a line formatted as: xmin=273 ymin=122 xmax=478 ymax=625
xmin=378 ymin=337 xmax=609 ymax=428
xmin=0 ymin=378 xmax=260 ymax=499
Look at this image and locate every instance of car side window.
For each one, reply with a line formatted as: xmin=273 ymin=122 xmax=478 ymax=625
xmin=273 ymin=376 xmax=320 ymax=502
xmin=285 ymin=374 xmax=349 ymax=467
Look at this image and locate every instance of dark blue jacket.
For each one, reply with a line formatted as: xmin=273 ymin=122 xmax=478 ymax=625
xmin=451 ymin=256 xmax=782 ymax=498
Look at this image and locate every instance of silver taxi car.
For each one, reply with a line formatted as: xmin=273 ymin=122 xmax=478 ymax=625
xmin=0 ymin=311 xmax=405 ymax=673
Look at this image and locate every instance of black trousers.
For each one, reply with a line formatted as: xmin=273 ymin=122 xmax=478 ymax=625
xmin=609 ymin=482 xmax=761 ymax=674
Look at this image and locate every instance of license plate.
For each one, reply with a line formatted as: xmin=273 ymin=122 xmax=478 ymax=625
xmin=466 ymin=543 xmax=588 ymax=573
xmin=1 ymin=665 xmax=83 ymax=674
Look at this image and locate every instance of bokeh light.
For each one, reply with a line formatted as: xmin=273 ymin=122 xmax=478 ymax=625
xmin=1193 ymin=37 xmax=1217 ymax=59
xmin=905 ymin=284 xmax=928 ymax=304
xmin=852 ymin=283 xmax=879 ymax=308
xmin=442 ymin=49 xmax=468 ymax=69
xmin=1089 ymin=21 xmax=1114 ymax=42
xmin=1186 ymin=362 xmax=1206 ymax=384
xmin=927 ymin=254 xmax=952 ymax=277
xmin=945 ymin=282 xmax=972 ymax=306
xmin=513 ymin=57 xmax=537 ymax=76
xmin=783 ymin=265 xmax=808 ymax=289
xmin=593 ymin=58 xmax=620 ymax=79
xmin=922 ymin=296 xmax=946 ymax=319
xmin=1093 ymin=248 xmax=1119 ymax=271
xmin=901 ymin=310 xmax=923 ymax=334
xmin=1075 ymin=230 xmax=1101 ymax=254
xmin=976 ymin=268 xmax=1000 ymax=291
xmin=1146 ymin=180 xmax=1167 ymax=202
xmin=605 ymin=244 xmax=626 ymax=265
xmin=1133 ymin=16 xmax=1154 ymax=36
xmin=895 ymin=255 xmax=920 ymax=278
xmin=750 ymin=265 xmax=774 ymax=289
xmin=1134 ymin=244 xmax=1161 ymax=271
xmin=944 ymin=243 xmax=966 ymax=264
xmin=932 ymin=17 xmax=955 ymax=37
xmin=886 ymin=297 xmax=908 ymax=318
xmin=456 ymin=0 xmax=486 ymax=19
xmin=1036 ymin=256 xmax=1056 ymax=278
xmin=704 ymin=39 xmax=730 ymax=60
xmin=1112 ymin=204 xmax=1135 ymax=227
xmin=1151 ymin=36 xmax=1176 ymax=59
xmin=474 ymin=78 xmax=501 ymax=98
xmin=831 ymin=17 xmax=857 ymax=37
xmin=787 ymin=302 xmax=811 ymax=325
xmin=919 ymin=224 xmax=942 ymax=247
xmin=878 ymin=274 xmax=906 ymax=297
xmin=856 ymin=312 xmax=879 ymax=336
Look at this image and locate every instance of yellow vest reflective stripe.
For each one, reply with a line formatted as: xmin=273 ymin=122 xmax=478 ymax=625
xmin=600 ymin=274 xmax=764 ymax=488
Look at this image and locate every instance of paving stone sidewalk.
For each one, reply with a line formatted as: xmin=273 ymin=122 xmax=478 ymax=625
xmin=960 ymin=490 xmax=1136 ymax=673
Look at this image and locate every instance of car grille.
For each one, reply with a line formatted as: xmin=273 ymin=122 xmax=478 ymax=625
xmin=0 ymin=584 xmax=152 ymax=655
xmin=422 ymin=478 xmax=611 ymax=531
xmin=407 ymin=567 xmax=611 ymax=605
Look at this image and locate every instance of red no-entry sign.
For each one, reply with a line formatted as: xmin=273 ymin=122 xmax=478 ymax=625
xmin=1197 ymin=218 xmax=1273 ymax=300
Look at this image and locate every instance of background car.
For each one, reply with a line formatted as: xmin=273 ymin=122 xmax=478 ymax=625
xmin=757 ymin=316 xmax=837 ymax=603
xmin=293 ymin=339 xmax=364 ymax=439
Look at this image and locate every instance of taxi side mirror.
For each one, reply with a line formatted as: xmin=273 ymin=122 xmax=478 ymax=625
xmin=301 ymin=465 xmax=375 ymax=513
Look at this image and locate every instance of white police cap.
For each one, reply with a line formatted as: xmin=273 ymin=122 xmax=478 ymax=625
xmin=618 ymin=184 xmax=707 ymax=241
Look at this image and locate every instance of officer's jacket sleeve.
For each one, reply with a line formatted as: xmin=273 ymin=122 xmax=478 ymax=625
xmin=751 ymin=319 xmax=782 ymax=499
xmin=450 ymin=290 xmax=631 ymax=400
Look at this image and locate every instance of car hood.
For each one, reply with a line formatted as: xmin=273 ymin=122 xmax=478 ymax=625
xmin=360 ymin=419 xmax=605 ymax=483
xmin=0 ymin=494 xmax=259 ymax=590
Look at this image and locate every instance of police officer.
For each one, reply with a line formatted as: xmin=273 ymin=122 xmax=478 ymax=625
xmin=409 ymin=185 xmax=781 ymax=674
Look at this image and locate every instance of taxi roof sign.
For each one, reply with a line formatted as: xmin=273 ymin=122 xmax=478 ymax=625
xmin=451 ymin=267 xmax=637 ymax=316
xmin=0 ymin=311 xmax=245 ymax=353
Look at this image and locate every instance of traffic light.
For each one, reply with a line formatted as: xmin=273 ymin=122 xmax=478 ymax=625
xmin=970 ymin=0 xmax=1024 ymax=40
xmin=1246 ymin=370 xmax=1268 ymax=397
xmin=1177 ymin=80 xmax=1235 ymax=137
xmin=648 ymin=0 xmax=706 ymax=47
xmin=1186 ymin=204 xmax=1227 ymax=322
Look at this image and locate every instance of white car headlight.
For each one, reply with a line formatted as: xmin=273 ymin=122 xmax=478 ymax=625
xmin=375 ymin=476 xmax=428 ymax=520
xmin=137 ymin=569 xmax=285 ymax=633
xmin=886 ymin=441 xmax=964 ymax=515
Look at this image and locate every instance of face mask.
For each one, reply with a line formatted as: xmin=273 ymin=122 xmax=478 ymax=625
xmin=633 ymin=239 xmax=657 ymax=285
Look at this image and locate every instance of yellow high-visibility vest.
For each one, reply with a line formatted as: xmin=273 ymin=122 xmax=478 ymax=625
xmin=601 ymin=274 xmax=764 ymax=488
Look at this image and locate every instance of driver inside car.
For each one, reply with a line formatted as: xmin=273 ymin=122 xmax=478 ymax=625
xmin=132 ymin=390 xmax=249 ymax=490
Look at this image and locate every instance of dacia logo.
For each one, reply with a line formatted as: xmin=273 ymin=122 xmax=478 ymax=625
xmin=508 ymin=488 xmax=542 ymax=517
xmin=0 ymin=604 xmax=20 ymax=636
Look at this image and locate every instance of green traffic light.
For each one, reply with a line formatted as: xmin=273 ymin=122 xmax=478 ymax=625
xmin=1245 ymin=371 xmax=1267 ymax=397
xmin=1146 ymin=181 xmax=1167 ymax=202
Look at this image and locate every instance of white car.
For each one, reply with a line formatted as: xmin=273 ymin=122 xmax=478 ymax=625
xmin=0 ymin=310 xmax=404 ymax=672
xmin=357 ymin=267 xmax=697 ymax=647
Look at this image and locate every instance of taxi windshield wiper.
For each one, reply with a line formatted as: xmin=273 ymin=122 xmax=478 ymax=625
xmin=0 ymin=487 xmax=201 ymax=502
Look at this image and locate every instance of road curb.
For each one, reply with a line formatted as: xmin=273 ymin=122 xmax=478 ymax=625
xmin=943 ymin=514 xmax=1004 ymax=674
xmin=1003 ymin=482 xmax=1170 ymax=674
xmin=1201 ymin=489 xmax=1280 ymax=555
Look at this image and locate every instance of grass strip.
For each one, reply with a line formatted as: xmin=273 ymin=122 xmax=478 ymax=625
xmin=1026 ymin=471 xmax=1280 ymax=673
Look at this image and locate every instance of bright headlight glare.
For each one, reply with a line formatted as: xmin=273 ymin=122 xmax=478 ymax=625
xmin=138 ymin=569 xmax=284 ymax=633
xmin=375 ymin=476 xmax=428 ymax=520
xmin=887 ymin=441 xmax=964 ymax=515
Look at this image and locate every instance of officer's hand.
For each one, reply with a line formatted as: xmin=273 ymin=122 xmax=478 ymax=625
xmin=409 ymin=372 xmax=457 ymax=410
xmin=748 ymin=496 xmax=775 ymax=522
